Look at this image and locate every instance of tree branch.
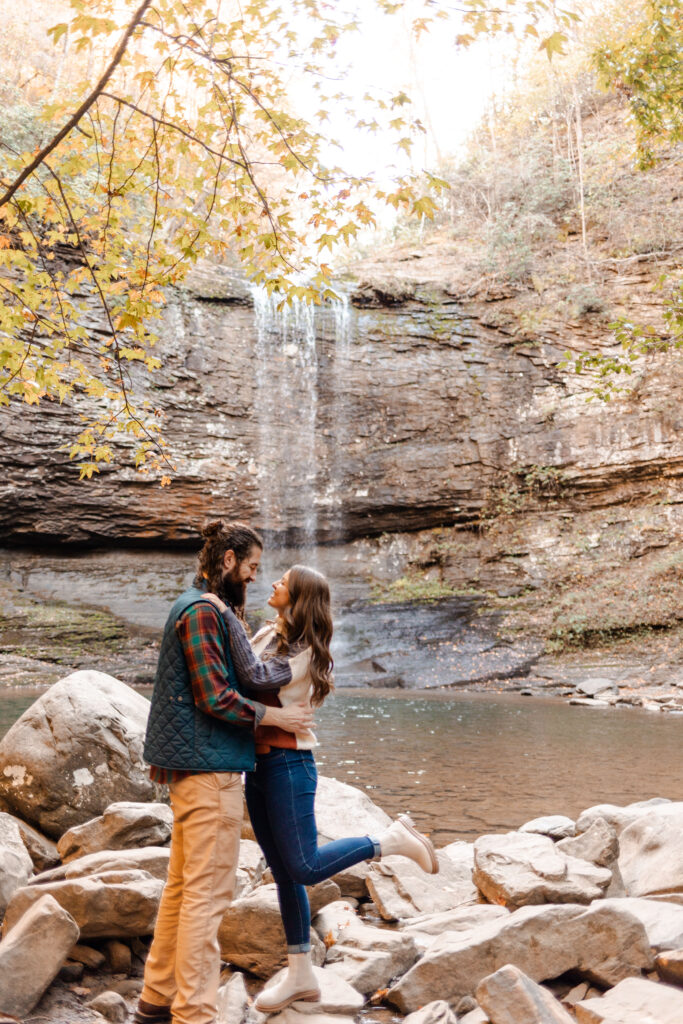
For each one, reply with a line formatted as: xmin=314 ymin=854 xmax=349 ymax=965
xmin=0 ymin=0 xmax=153 ymax=209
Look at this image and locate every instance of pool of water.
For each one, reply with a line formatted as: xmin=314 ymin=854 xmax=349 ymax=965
xmin=2 ymin=686 xmax=681 ymax=844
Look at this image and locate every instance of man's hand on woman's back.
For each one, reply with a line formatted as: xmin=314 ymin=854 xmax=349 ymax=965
xmin=262 ymin=702 xmax=315 ymax=733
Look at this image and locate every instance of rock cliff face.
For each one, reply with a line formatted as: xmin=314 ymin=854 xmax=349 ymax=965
xmin=1 ymin=247 xmax=681 ymax=546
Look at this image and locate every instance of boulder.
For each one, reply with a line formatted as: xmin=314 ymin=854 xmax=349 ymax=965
xmin=519 ymin=816 xmax=576 ymax=840
xmin=618 ymin=805 xmax=683 ymax=897
xmin=367 ymin=850 xmax=478 ymax=921
xmin=556 ymin=818 xmax=618 ymax=868
xmin=325 ymin=944 xmax=414 ymax=996
xmin=0 ymin=813 xmax=33 ymax=916
xmin=57 ymin=801 xmax=173 ymax=862
xmin=576 ymin=678 xmax=617 ymax=698
xmin=9 ymin=815 xmax=60 ymax=872
xmin=218 ymin=882 xmax=330 ymax=977
xmin=402 ymin=905 xmax=509 ymax=952
xmin=476 ymin=964 xmax=574 ymax=1024
xmin=459 ymin=1011 xmax=488 ymax=1024
xmin=575 ymin=976 xmax=683 ymax=1023
xmin=314 ymin=776 xmax=391 ymax=842
xmin=3 ymin=870 xmax=164 ymax=938
xmin=472 ymin=832 xmax=611 ymax=909
xmin=403 ymin=1001 xmax=457 ymax=1024
xmin=30 ymin=846 xmax=171 ymax=884
xmin=599 ymin=897 xmax=683 ymax=952
xmin=655 ymin=949 xmax=683 ymax=987
xmin=575 ymin=798 xmax=671 ymax=838
xmin=86 ymin=991 xmax=128 ymax=1022
xmin=0 ymin=671 xmax=161 ymax=838
xmin=269 ymin=1012 xmax=355 ymax=1024
xmin=330 ymin=863 xmax=369 ymax=900
xmin=386 ymin=901 xmax=652 ymax=1012
xmin=69 ymin=942 xmax=106 ymax=968
xmin=313 ymin=901 xmax=418 ymax=994
xmin=217 ymin=971 xmax=250 ymax=1024
xmin=0 ymin=893 xmax=79 ymax=1018
xmin=261 ymin=966 xmax=364 ymax=1015
xmin=235 ymin=838 xmax=266 ymax=898
xmin=104 ymin=938 xmax=132 ymax=974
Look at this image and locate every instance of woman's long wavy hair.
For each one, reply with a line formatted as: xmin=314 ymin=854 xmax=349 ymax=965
xmin=277 ymin=565 xmax=334 ymax=707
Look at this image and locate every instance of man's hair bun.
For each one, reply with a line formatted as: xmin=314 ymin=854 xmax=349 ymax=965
xmin=201 ymin=519 xmax=225 ymax=540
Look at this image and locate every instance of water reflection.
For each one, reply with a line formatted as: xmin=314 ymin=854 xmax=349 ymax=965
xmin=2 ymin=688 xmax=681 ymax=845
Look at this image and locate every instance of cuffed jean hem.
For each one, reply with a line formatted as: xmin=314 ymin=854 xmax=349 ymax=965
xmin=369 ymin=837 xmax=381 ymax=858
xmin=287 ymin=941 xmax=312 ymax=953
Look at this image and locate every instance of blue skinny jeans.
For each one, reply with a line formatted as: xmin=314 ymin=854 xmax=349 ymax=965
xmin=245 ymin=747 xmax=379 ymax=951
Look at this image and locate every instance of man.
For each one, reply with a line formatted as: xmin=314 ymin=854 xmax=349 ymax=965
xmin=135 ymin=520 xmax=313 ymax=1024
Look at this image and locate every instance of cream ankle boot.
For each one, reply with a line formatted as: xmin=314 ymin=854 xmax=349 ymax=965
xmin=254 ymin=952 xmax=321 ymax=1014
xmin=378 ymin=813 xmax=439 ymax=874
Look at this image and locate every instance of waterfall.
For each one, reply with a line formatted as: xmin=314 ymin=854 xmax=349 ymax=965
xmin=250 ymin=285 xmax=354 ymax=556
xmin=251 ymin=285 xmax=320 ymax=555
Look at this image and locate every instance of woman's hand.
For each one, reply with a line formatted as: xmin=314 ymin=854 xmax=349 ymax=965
xmin=262 ymin=702 xmax=315 ymax=733
xmin=202 ymin=592 xmax=228 ymax=614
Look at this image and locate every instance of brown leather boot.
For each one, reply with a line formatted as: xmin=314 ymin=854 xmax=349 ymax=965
xmin=134 ymin=999 xmax=172 ymax=1024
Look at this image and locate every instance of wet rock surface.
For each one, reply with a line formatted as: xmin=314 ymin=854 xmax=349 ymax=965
xmin=1 ymin=257 xmax=681 ymax=551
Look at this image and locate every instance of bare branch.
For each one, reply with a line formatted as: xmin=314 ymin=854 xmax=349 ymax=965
xmin=0 ymin=0 xmax=154 ymax=209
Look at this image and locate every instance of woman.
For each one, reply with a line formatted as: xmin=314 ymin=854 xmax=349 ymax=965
xmin=238 ymin=565 xmax=438 ymax=1014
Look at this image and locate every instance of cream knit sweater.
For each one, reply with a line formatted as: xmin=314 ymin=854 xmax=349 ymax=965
xmin=250 ymin=621 xmax=318 ymax=749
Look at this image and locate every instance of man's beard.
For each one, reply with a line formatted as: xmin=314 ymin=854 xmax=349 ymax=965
xmin=217 ymin=571 xmax=247 ymax=612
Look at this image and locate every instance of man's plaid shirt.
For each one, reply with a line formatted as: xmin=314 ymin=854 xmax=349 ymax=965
xmin=149 ymin=602 xmax=291 ymax=785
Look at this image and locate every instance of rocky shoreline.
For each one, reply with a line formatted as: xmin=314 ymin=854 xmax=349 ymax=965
xmin=1 ymin=671 xmax=683 ymax=1024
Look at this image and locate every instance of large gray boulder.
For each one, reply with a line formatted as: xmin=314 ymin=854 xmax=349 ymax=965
xmin=29 ymin=846 xmax=171 ymax=884
xmin=3 ymin=870 xmax=164 ymax=938
xmin=599 ymin=897 xmax=683 ymax=952
xmin=0 ymin=893 xmax=79 ymax=1018
xmin=556 ymin=818 xmax=619 ymax=868
xmin=519 ymin=816 xmax=576 ymax=840
xmin=386 ymin=901 xmax=652 ymax=1012
xmin=575 ymin=976 xmax=683 ymax=1023
xmin=402 ymin=904 xmax=510 ymax=952
xmin=313 ymin=900 xmax=418 ymax=994
xmin=367 ymin=849 xmax=478 ymax=921
xmin=216 ymin=971 xmax=250 ymax=1024
xmin=57 ymin=801 xmax=173 ymax=861
xmin=575 ymin=798 xmax=671 ymax=838
xmin=8 ymin=815 xmax=60 ymax=872
xmin=314 ymin=775 xmax=390 ymax=840
xmin=0 ymin=671 xmax=161 ymax=838
xmin=618 ymin=805 xmax=683 ymax=897
xmin=218 ymin=882 xmax=334 ymax=977
xmin=472 ymin=832 xmax=611 ymax=909
xmin=0 ymin=812 xmax=33 ymax=916
xmin=403 ymin=1002 xmax=457 ymax=1024
xmin=476 ymin=964 xmax=575 ymax=1024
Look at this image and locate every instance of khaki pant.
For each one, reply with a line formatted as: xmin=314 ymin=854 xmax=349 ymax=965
xmin=141 ymin=772 xmax=243 ymax=1024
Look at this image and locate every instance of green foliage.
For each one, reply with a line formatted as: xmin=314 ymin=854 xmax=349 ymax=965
xmin=370 ymin=574 xmax=456 ymax=604
xmin=594 ymin=0 xmax=683 ymax=169
xmin=565 ymin=276 xmax=682 ymax=400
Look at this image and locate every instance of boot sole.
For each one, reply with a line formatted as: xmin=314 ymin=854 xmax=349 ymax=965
xmin=399 ymin=813 xmax=439 ymax=874
xmin=255 ymin=989 xmax=321 ymax=1013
